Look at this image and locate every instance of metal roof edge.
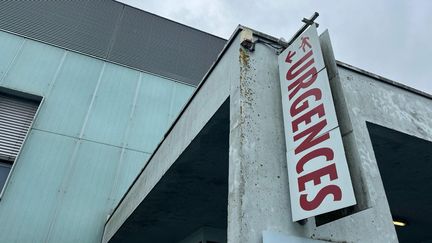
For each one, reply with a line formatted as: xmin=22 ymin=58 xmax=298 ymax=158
xmin=336 ymin=60 xmax=432 ymax=100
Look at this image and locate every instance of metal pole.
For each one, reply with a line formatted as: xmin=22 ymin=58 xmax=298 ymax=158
xmin=287 ymin=12 xmax=319 ymax=46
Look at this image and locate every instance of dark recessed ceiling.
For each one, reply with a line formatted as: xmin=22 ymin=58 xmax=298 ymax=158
xmin=110 ymin=100 xmax=229 ymax=243
xmin=367 ymin=122 xmax=432 ymax=243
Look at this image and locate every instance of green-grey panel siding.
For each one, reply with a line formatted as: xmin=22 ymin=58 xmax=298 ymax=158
xmin=47 ymin=140 xmax=122 ymax=243
xmin=0 ymin=30 xmax=194 ymax=243
xmin=0 ymin=129 xmax=77 ymax=242
xmin=169 ymin=82 xmax=195 ymax=124
xmin=0 ymin=31 xmax=24 ymax=83
xmin=32 ymin=52 xmax=104 ymax=137
xmin=82 ymin=63 xmax=140 ymax=147
xmin=127 ymin=74 xmax=175 ymax=152
xmin=109 ymin=149 xmax=150 ymax=208
xmin=2 ymin=39 xmax=65 ymax=95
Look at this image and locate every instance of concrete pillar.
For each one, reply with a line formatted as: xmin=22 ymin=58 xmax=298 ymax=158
xmin=228 ymin=31 xmax=306 ymax=243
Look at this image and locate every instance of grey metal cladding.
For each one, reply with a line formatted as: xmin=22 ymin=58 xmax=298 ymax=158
xmin=0 ymin=0 xmax=226 ymax=86
xmin=107 ymin=5 xmax=226 ymax=85
xmin=0 ymin=1 xmax=122 ymax=57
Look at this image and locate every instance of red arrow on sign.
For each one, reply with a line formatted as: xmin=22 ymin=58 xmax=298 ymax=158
xmin=285 ymin=51 xmax=296 ymax=63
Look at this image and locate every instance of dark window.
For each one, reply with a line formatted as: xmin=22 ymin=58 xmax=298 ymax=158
xmin=0 ymin=160 xmax=11 ymax=191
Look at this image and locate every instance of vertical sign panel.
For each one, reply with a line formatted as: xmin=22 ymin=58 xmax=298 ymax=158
xmin=278 ymin=25 xmax=356 ymax=221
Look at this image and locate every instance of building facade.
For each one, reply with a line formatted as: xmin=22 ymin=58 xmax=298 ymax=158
xmin=0 ymin=1 xmax=431 ymax=243
xmin=0 ymin=1 xmax=224 ymax=242
xmin=103 ymin=27 xmax=432 ymax=243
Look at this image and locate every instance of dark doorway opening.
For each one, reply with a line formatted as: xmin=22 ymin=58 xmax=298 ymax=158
xmin=367 ymin=122 xmax=432 ymax=243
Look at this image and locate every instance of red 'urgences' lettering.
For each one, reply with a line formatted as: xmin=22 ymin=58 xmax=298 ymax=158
xmin=286 ymin=50 xmax=314 ymax=80
xmin=296 ymin=147 xmax=334 ymax=174
xmin=285 ymin=41 xmax=342 ymax=212
xmin=300 ymin=185 xmax=342 ymax=211
xmin=297 ymin=163 xmax=339 ymax=192
xmin=291 ymin=104 xmax=325 ymax=133
xmin=290 ymin=88 xmax=322 ymax=117
xmin=287 ymin=66 xmax=318 ymax=100
xmin=293 ymin=119 xmax=328 ymax=155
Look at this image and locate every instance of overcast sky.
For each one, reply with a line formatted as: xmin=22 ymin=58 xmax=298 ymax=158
xmin=119 ymin=0 xmax=431 ymax=94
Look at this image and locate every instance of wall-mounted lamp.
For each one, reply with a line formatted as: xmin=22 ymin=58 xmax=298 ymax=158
xmin=393 ymin=219 xmax=408 ymax=227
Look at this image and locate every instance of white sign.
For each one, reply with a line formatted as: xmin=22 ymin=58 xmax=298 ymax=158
xmin=278 ymin=25 xmax=356 ymax=221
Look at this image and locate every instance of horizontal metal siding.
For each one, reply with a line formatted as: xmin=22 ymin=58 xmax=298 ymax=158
xmin=0 ymin=0 xmax=122 ymax=58
xmin=108 ymin=5 xmax=226 ymax=85
xmin=0 ymin=94 xmax=38 ymax=161
xmin=0 ymin=0 xmax=226 ymax=86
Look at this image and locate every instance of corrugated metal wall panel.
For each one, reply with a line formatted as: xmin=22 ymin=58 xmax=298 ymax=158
xmin=0 ymin=0 xmax=122 ymax=58
xmin=0 ymin=94 xmax=38 ymax=161
xmin=108 ymin=5 xmax=225 ymax=85
xmin=0 ymin=0 xmax=226 ymax=86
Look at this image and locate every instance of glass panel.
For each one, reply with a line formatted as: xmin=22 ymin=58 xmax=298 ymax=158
xmin=3 ymin=40 xmax=65 ymax=95
xmin=168 ymin=82 xmax=194 ymax=124
xmin=127 ymin=73 xmax=174 ymax=153
xmin=32 ymin=52 xmax=103 ymax=137
xmin=0 ymin=32 xmax=24 ymax=82
xmin=82 ymin=62 xmax=140 ymax=147
xmin=110 ymin=149 xmax=150 ymax=206
xmin=0 ymin=130 xmax=77 ymax=242
xmin=48 ymin=140 xmax=121 ymax=243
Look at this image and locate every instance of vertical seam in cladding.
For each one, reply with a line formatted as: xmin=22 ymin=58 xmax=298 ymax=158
xmin=106 ymin=4 xmax=125 ymax=58
xmin=44 ymin=51 xmax=68 ymax=98
xmin=79 ymin=62 xmax=106 ymax=138
xmin=168 ymin=81 xmax=177 ymax=122
xmin=0 ymin=38 xmax=26 ymax=84
xmin=107 ymin=72 xmax=142 ymax=210
xmin=44 ymin=140 xmax=82 ymax=243
xmin=108 ymin=147 xmax=127 ymax=210
xmin=130 ymin=73 xmax=142 ymax=119
xmin=44 ymin=62 xmax=106 ymax=243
